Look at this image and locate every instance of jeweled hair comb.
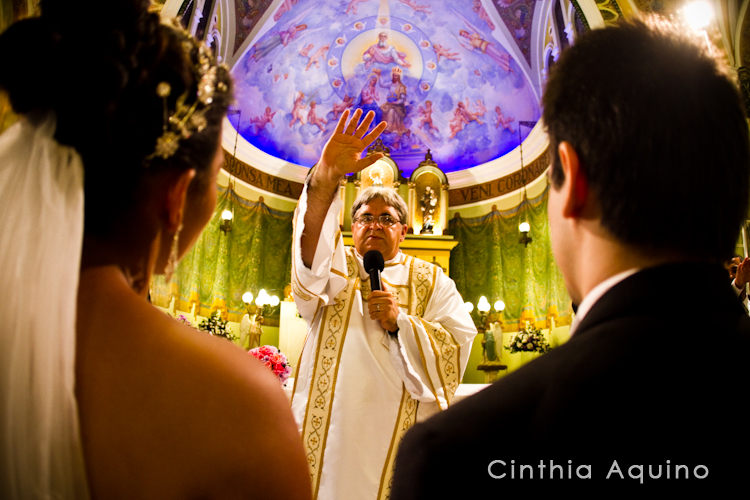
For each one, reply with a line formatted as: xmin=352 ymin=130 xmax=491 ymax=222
xmin=148 ymin=19 xmax=229 ymax=162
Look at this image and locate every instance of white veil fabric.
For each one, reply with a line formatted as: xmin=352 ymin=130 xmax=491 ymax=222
xmin=0 ymin=116 xmax=89 ymax=498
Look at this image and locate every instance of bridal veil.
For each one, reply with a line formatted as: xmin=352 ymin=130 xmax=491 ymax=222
xmin=0 ymin=115 xmax=89 ymax=498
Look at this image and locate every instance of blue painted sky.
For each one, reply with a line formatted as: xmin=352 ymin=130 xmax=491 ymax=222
xmin=230 ymin=0 xmax=540 ymax=175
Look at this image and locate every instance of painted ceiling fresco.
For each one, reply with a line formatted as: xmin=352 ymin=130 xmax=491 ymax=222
xmin=234 ymin=0 xmax=274 ymax=53
xmin=230 ymin=0 xmax=541 ymax=174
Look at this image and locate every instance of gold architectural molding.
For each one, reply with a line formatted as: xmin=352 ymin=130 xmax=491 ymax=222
xmin=222 ymin=151 xmax=304 ymax=199
xmin=448 ymin=147 xmax=550 ymax=206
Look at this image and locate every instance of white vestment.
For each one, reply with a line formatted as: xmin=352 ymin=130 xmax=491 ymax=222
xmin=290 ymin=185 xmax=476 ymax=500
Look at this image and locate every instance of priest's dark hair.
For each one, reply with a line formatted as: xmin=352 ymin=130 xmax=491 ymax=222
xmin=543 ymin=17 xmax=749 ymax=262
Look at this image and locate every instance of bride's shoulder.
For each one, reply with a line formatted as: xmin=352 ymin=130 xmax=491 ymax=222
xmin=76 ymin=270 xmax=311 ymax=497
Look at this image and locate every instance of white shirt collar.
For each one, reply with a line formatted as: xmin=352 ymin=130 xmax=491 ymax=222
xmin=569 ymin=268 xmax=640 ymax=336
xmin=353 ymin=249 xmax=403 ymax=278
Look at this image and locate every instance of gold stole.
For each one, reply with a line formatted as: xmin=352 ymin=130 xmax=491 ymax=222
xmin=376 ymin=255 xmax=461 ymax=499
xmin=298 ymin=248 xmax=359 ymax=498
xmin=299 ymin=249 xmax=459 ymax=499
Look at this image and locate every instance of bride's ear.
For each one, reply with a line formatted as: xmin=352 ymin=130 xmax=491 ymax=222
xmin=164 ymin=168 xmax=196 ymax=232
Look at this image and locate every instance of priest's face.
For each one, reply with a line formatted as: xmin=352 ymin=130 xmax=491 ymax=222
xmin=352 ymin=197 xmax=407 ymax=261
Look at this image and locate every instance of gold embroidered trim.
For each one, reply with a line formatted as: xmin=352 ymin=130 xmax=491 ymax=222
xmin=331 ymin=267 xmax=348 ymax=279
xmin=419 ymin=317 xmax=461 ymax=407
xmin=409 ymin=317 xmax=440 ymax=406
xmin=360 ymin=276 xmax=409 ymax=307
xmin=409 ymin=257 xmax=436 ymax=317
xmin=299 ymin=270 xmax=358 ymax=497
xmin=377 ymin=385 xmax=419 ymax=500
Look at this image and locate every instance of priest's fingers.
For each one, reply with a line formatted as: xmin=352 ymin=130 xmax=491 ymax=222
xmin=344 ymin=108 xmax=363 ymax=135
xmin=361 ymin=120 xmax=387 ymax=146
xmin=353 ymin=109 xmax=377 ymax=138
xmin=353 ymin=153 xmax=384 ymax=173
xmin=332 ymin=108 xmax=350 ymax=136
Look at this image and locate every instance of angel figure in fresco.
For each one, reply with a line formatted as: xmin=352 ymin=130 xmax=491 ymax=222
xmin=331 ymin=94 xmax=354 ymax=118
xmin=249 ymin=5 xmax=317 ymax=62
xmin=363 ymin=32 xmax=411 ymax=69
xmin=299 ymin=43 xmax=313 ymax=57
xmin=249 ymin=106 xmax=276 ymax=132
xmin=345 ymin=0 xmax=370 ymax=15
xmin=473 ymin=98 xmax=487 ymax=119
xmin=432 ymin=43 xmax=460 ymax=63
xmin=494 ymin=105 xmax=515 ymax=132
xmin=473 ymin=0 xmax=495 ymax=30
xmin=448 ymin=100 xmax=484 ymax=139
xmin=453 ymin=11 xmax=513 ymax=72
xmin=305 ymin=44 xmax=329 ymax=71
xmin=397 ymin=0 xmax=431 ymax=14
xmin=307 ymin=101 xmax=328 ymax=132
xmin=417 ymin=100 xmax=439 ymax=134
xmin=289 ymin=91 xmax=307 ymax=128
xmin=248 ymin=23 xmax=307 ymax=62
xmin=457 ymin=28 xmax=511 ymax=71
xmin=273 ymin=0 xmax=298 ymax=21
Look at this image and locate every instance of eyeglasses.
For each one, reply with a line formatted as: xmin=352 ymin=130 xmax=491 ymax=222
xmin=353 ymin=214 xmax=400 ymax=227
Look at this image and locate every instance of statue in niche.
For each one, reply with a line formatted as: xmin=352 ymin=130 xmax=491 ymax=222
xmin=367 ymin=163 xmax=385 ymax=186
xmin=420 ymin=185 xmax=437 ymax=234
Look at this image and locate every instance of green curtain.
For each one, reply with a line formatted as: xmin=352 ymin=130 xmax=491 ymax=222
xmin=152 ymin=186 xmax=293 ymax=320
xmin=153 ymin=183 xmax=571 ymax=327
xmin=447 ymin=186 xmax=572 ymax=326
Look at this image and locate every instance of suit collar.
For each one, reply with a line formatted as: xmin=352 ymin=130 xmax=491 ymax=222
xmin=572 ymin=262 xmax=736 ymax=337
xmin=570 ymin=268 xmax=640 ymax=336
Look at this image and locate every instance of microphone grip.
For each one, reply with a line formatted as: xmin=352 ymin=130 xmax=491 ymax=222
xmin=369 ymin=269 xmax=381 ymax=291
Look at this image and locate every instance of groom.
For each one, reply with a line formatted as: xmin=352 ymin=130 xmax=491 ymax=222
xmin=391 ymin=17 xmax=750 ymax=497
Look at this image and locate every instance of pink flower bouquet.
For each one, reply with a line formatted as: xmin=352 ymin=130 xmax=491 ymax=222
xmin=248 ymin=345 xmax=292 ymax=385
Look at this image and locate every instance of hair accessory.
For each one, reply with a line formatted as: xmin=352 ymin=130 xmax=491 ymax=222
xmin=148 ymin=21 xmax=229 ymax=162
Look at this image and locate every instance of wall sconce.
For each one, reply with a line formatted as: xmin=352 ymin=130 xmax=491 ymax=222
xmin=255 ymin=288 xmax=280 ymax=322
xmin=469 ymin=297 xmax=507 ymax=381
xmin=468 ymin=296 xmax=507 ymax=363
xmin=519 ymin=221 xmax=532 ymax=246
xmin=220 ymin=209 xmax=233 ymax=234
xmin=494 ymin=300 xmax=506 ymax=315
xmin=239 ymin=290 xmax=279 ymax=349
xmin=517 ymin=120 xmax=536 ymax=247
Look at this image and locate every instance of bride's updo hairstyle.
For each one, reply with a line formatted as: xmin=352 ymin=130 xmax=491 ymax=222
xmin=0 ymin=0 xmax=232 ymax=237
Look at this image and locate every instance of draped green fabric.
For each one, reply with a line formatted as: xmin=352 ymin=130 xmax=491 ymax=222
xmin=151 ymin=186 xmax=293 ymax=321
xmin=153 ymin=183 xmax=571 ymax=328
xmin=447 ymin=186 xmax=572 ymax=326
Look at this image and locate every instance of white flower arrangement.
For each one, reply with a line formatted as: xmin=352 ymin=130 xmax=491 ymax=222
xmin=506 ymin=322 xmax=551 ymax=354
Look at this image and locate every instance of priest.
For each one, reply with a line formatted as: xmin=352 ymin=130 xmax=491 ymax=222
xmin=290 ymin=108 xmax=476 ymax=500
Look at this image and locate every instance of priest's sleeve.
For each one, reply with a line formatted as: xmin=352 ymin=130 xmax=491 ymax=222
xmin=290 ymin=183 xmax=348 ymax=323
xmin=387 ymin=267 xmax=477 ymax=410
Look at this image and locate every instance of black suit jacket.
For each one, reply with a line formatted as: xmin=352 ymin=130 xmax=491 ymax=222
xmin=390 ymin=263 xmax=750 ymax=498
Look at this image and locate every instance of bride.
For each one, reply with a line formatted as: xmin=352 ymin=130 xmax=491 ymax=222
xmin=0 ymin=1 xmax=310 ymax=498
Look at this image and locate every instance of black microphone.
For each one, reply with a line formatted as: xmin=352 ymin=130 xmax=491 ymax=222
xmin=363 ymin=250 xmax=385 ymax=291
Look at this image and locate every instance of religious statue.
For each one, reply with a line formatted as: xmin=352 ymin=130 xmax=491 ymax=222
xmin=239 ymin=310 xmax=263 ymax=349
xmin=420 ymin=185 xmax=437 ymax=234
